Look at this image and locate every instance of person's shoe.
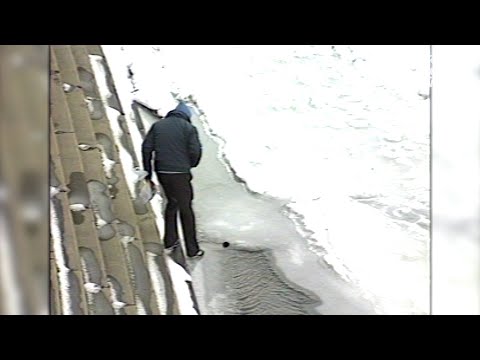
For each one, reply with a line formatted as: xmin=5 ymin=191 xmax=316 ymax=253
xmin=164 ymin=242 xmax=179 ymax=255
xmin=188 ymin=249 xmax=205 ymax=258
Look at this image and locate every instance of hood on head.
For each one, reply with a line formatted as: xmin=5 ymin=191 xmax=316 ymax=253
xmin=165 ymin=101 xmax=193 ymax=121
xmin=175 ymin=101 xmax=192 ymax=119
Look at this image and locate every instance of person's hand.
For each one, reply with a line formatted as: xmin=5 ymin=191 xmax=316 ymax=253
xmin=146 ymin=179 xmax=156 ymax=191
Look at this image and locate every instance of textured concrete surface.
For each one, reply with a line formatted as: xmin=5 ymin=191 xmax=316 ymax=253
xmin=49 ymin=46 xmax=187 ymax=315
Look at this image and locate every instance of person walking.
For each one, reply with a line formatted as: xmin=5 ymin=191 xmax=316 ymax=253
xmin=142 ymin=101 xmax=204 ymax=258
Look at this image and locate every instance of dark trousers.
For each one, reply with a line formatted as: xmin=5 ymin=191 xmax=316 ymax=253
xmin=156 ymin=172 xmax=199 ymax=256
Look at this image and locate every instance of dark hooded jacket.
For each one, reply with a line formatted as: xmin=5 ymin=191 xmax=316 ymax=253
xmin=142 ymin=102 xmax=202 ymax=179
